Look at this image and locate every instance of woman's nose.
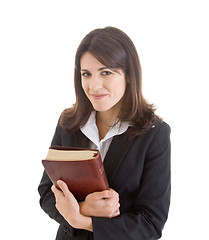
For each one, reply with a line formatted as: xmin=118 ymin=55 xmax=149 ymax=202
xmin=89 ymin=75 xmax=103 ymax=91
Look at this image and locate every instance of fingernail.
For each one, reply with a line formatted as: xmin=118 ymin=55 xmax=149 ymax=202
xmin=57 ymin=180 xmax=62 ymax=185
xmin=110 ymin=190 xmax=115 ymax=195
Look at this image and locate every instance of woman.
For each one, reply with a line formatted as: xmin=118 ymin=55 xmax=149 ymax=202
xmin=38 ymin=26 xmax=171 ymax=240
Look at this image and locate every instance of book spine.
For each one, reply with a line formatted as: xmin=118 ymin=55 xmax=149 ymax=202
xmin=93 ymin=153 xmax=109 ymax=189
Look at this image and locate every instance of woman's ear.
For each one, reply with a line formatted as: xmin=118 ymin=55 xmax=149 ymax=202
xmin=126 ymin=75 xmax=130 ymax=84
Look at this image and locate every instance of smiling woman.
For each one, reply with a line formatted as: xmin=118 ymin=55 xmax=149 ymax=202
xmin=80 ymin=52 xmax=126 ymax=121
xmin=60 ymin=27 xmax=160 ymax=138
xmin=80 ymin=52 xmax=127 ymax=139
xmin=38 ymin=26 xmax=171 ymax=240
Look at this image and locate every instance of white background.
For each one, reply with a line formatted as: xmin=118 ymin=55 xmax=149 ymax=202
xmin=0 ymin=0 xmax=208 ymax=239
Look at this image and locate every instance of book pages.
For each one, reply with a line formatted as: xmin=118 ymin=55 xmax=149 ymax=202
xmin=46 ymin=149 xmax=98 ymax=161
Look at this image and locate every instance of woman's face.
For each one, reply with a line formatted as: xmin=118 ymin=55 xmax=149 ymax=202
xmin=80 ymin=52 xmax=126 ymax=113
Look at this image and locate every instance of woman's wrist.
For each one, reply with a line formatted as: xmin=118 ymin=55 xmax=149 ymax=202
xmin=67 ymin=213 xmax=93 ymax=232
xmin=79 ymin=201 xmax=90 ymax=216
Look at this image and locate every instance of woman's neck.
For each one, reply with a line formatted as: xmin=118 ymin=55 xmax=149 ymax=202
xmin=95 ymin=110 xmax=119 ymax=140
xmin=96 ymin=112 xmax=117 ymax=127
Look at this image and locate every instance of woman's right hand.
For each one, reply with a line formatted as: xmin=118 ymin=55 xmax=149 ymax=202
xmin=79 ymin=189 xmax=120 ymax=218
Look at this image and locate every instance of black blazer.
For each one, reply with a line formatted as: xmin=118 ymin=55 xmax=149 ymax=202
xmin=38 ymin=121 xmax=171 ymax=240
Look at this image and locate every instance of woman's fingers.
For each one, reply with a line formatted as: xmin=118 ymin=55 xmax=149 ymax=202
xmin=81 ymin=189 xmax=120 ymax=218
xmin=87 ymin=188 xmax=118 ymax=200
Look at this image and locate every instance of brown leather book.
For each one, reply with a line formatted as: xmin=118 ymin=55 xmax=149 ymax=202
xmin=42 ymin=146 xmax=109 ymax=201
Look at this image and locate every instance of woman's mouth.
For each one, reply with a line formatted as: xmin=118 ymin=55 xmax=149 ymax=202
xmin=90 ymin=94 xmax=108 ymax=100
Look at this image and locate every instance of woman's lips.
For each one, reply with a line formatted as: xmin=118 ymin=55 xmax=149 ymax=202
xmin=90 ymin=94 xmax=108 ymax=100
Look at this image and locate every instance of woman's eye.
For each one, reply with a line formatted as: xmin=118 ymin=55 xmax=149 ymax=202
xmin=101 ymin=71 xmax=112 ymax=76
xmin=82 ymin=72 xmax=91 ymax=77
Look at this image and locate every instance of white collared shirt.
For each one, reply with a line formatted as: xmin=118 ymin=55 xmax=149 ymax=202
xmin=80 ymin=111 xmax=130 ymax=161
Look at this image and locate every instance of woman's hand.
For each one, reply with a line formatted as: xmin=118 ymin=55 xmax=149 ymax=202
xmin=79 ymin=189 xmax=120 ymax=218
xmin=51 ymin=180 xmax=92 ymax=231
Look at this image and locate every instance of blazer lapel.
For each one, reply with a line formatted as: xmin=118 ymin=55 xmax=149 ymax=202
xmin=103 ymin=134 xmax=134 ymax=185
xmin=70 ymin=130 xmax=134 ymax=185
xmin=67 ymin=130 xmax=90 ymax=148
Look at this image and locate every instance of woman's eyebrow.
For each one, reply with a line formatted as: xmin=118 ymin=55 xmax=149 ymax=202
xmin=98 ymin=67 xmax=121 ymax=74
xmin=80 ymin=67 xmax=120 ymax=74
xmin=98 ymin=67 xmax=109 ymax=71
xmin=80 ymin=67 xmax=108 ymax=72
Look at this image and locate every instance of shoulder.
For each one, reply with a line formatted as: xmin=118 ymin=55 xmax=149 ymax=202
xmin=134 ymin=120 xmax=170 ymax=141
xmin=145 ymin=121 xmax=171 ymax=157
xmin=147 ymin=120 xmax=171 ymax=144
xmin=130 ymin=120 xmax=171 ymax=152
xmin=152 ymin=121 xmax=171 ymax=138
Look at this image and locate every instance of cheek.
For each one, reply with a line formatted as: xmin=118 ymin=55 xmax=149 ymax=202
xmin=81 ymin=80 xmax=88 ymax=93
xmin=115 ymin=80 xmax=126 ymax=97
xmin=122 ymin=81 xmax=127 ymax=93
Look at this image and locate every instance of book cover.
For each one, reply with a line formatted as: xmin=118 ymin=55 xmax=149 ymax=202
xmin=42 ymin=146 xmax=109 ymax=201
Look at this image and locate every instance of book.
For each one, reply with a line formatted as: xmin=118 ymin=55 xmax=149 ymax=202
xmin=42 ymin=146 xmax=109 ymax=201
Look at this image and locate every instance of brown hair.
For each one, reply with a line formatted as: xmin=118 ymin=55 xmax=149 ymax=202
xmin=60 ymin=26 xmax=161 ymax=138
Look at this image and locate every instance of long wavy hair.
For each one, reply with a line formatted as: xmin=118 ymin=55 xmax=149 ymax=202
xmin=60 ymin=26 xmax=161 ymax=138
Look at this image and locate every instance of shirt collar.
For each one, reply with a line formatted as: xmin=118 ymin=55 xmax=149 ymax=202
xmin=80 ymin=111 xmax=130 ymax=147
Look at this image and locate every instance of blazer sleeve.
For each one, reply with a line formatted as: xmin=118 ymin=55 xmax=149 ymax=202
xmin=92 ymin=123 xmax=171 ymax=240
xmin=38 ymin=123 xmax=78 ymax=237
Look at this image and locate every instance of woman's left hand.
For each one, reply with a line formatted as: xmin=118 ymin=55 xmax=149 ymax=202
xmin=51 ymin=180 xmax=92 ymax=231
